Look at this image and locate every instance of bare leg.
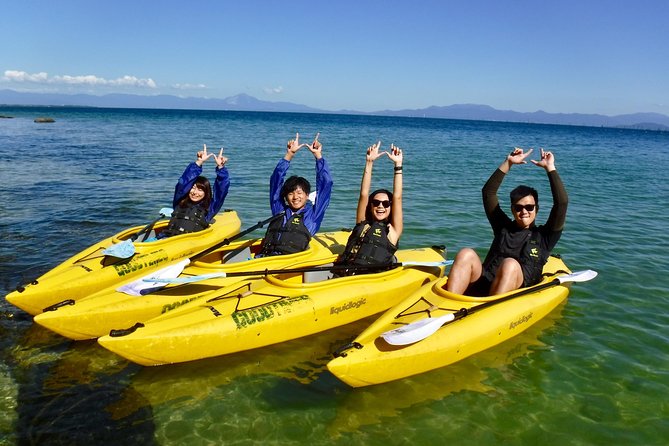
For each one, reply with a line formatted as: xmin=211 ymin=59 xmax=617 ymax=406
xmin=446 ymin=248 xmax=482 ymax=294
xmin=489 ymin=258 xmax=524 ymax=295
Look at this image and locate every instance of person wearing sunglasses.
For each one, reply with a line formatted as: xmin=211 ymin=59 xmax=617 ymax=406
xmin=257 ymin=133 xmax=333 ymax=257
xmin=335 ymin=141 xmax=403 ymax=274
xmin=446 ymin=147 xmax=568 ymax=296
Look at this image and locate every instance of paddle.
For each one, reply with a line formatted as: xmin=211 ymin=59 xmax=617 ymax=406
xmin=145 ymin=260 xmax=453 ymax=285
xmin=381 ymin=269 xmax=598 ymax=346
xmin=102 ymin=207 xmax=173 ymax=258
xmin=117 ymin=213 xmax=284 ymax=296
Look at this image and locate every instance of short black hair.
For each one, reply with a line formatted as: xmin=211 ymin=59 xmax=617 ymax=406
xmin=281 ymin=176 xmax=311 ymax=201
xmin=510 ymin=185 xmax=538 ymax=206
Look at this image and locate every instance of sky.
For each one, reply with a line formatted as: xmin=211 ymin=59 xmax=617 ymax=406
xmin=1 ymin=0 xmax=668 ymax=116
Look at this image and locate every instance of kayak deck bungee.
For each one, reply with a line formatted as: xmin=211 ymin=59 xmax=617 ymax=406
xmin=327 ymin=256 xmax=574 ymax=387
xmin=97 ymin=246 xmax=447 ymax=366
xmin=33 ymin=230 xmax=351 ymax=340
xmin=6 ymin=210 xmax=242 ymax=316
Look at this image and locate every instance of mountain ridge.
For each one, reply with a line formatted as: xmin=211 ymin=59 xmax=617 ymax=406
xmin=1 ymin=89 xmax=667 ymax=131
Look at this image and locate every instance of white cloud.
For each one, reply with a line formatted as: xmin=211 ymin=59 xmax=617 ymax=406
xmin=263 ymin=86 xmax=284 ymax=94
xmin=172 ymin=83 xmax=208 ymax=90
xmin=3 ymin=70 xmax=157 ymax=88
xmin=3 ymin=70 xmax=49 ymax=82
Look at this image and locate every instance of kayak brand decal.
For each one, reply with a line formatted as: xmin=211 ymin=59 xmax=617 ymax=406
xmin=113 ymin=250 xmax=169 ymax=277
xmin=330 ymin=298 xmax=366 ymax=315
xmin=161 ymin=297 xmax=199 ymax=314
xmin=509 ymin=312 xmax=533 ymax=330
xmin=231 ymin=295 xmax=310 ymax=329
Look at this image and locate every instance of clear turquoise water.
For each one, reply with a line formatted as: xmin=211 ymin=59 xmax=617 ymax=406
xmin=1 ymin=107 xmax=667 ymax=445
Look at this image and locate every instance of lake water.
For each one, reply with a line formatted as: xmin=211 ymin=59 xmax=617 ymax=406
xmin=1 ymin=107 xmax=667 ymax=445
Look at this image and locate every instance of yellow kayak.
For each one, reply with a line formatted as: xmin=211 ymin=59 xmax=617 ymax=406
xmin=34 ymin=230 xmax=351 ymax=340
xmin=97 ymin=246 xmax=447 ymax=366
xmin=327 ymin=256 xmax=588 ymax=387
xmin=6 ymin=210 xmax=241 ymax=315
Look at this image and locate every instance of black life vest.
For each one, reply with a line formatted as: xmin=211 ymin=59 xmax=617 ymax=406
xmin=338 ymin=220 xmax=398 ymax=268
xmin=482 ymin=227 xmax=548 ymax=286
xmin=161 ymin=203 xmax=209 ymax=238
xmin=258 ymin=212 xmax=311 ymax=256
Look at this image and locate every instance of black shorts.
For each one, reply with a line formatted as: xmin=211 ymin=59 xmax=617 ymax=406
xmin=465 ymin=276 xmax=493 ymax=297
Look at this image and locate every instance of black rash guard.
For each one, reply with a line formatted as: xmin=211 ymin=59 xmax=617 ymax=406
xmin=480 ymin=168 xmax=568 ymax=286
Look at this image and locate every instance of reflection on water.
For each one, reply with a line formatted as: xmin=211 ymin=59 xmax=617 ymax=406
xmin=1 ymin=107 xmax=667 ymax=444
xmin=98 ymin=307 xmax=564 ymax=444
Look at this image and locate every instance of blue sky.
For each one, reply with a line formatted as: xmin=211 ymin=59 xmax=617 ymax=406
xmin=2 ymin=0 xmax=668 ymax=115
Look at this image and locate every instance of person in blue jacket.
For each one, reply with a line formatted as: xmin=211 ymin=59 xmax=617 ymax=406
xmin=257 ymin=133 xmax=333 ymax=256
xmin=160 ymin=145 xmax=230 ymax=238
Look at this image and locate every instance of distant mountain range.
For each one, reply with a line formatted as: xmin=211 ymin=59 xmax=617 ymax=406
xmin=2 ymin=89 xmax=668 ymax=131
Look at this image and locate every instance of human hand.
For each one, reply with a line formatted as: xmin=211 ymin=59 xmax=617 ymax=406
xmin=366 ymin=141 xmax=385 ymax=162
xmin=285 ymin=133 xmax=307 ymax=160
xmin=507 ymin=147 xmax=533 ymax=165
xmin=214 ymin=147 xmax=228 ymax=168
xmin=305 ymin=132 xmax=322 ymax=159
xmin=387 ymin=144 xmax=403 ymax=166
xmin=196 ymin=144 xmax=216 ymax=166
xmin=531 ymin=148 xmax=556 ymax=172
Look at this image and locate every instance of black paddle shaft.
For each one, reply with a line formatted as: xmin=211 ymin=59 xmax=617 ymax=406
xmin=451 ymin=277 xmax=561 ymax=322
xmin=190 ymin=212 xmax=284 ymax=262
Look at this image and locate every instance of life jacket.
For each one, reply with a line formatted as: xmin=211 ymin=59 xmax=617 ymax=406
xmin=518 ymin=230 xmax=549 ymax=285
xmin=161 ymin=203 xmax=209 ymax=237
xmin=483 ymin=227 xmax=548 ymax=286
xmin=258 ymin=212 xmax=311 ymax=256
xmin=338 ymin=220 xmax=397 ymax=268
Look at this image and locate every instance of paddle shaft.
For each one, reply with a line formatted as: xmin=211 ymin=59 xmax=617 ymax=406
xmin=448 ymin=277 xmax=563 ymax=323
xmin=130 ymin=213 xmax=167 ymax=242
xmin=380 ymin=269 xmax=597 ymax=346
xmin=184 ymin=263 xmax=397 ymax=280
xmin=146 ymin=260 xmax=449 ymax=284
xmin=190 ymin=212 xmax=284 ymax=262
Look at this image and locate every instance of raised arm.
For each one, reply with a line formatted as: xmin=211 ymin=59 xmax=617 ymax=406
xmin=356 ymin=142 xmax=384 ymax=223
xmin=483 ymin=147 xmax=534 ymax=224
xmin=387 ymin=144 xmax=403 ymax=239
xmin=307 ymin=133 xmax=333 ymax=233
xmin=208 ymin=148 xmax=230 ymax=220
xmin=532 ymin=148 xmax=568 ymax=231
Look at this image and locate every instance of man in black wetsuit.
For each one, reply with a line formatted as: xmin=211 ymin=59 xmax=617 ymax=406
xmin=446 ymin=147 xmax=568 ymax=296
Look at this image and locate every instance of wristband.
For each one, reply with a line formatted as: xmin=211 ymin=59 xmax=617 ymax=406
xmin=394 ymin=166 xmax=403 ymax=171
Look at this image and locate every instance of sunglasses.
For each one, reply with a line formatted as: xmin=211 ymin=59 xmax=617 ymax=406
xmin=513 ymin=204 xmax=536 ymax=212
xmin=371 ymin=199 xmax=391 ymax=208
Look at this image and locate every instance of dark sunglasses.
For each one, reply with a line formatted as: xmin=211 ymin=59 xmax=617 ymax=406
xmin=371 ymin=199 xmax=391 ymax=208
xmin=513 ymin=204 xmax=536 ymax=212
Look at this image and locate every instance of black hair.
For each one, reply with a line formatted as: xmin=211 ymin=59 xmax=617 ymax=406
xmin=281 ymin=176 xmax=311 ymax=201
xmin=510 ymin=185 xmax=539 ymax=207
xmin=179 ymin=176 xmax=212 ymax=210
xmin=366 ymin=188 xmax=394 ymax=222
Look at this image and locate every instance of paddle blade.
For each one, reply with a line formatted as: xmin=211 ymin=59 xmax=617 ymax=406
xmin=144 ymin=272 xmax=227 ymax=284
xmin=159 ymin=207 xmax=173 ymax=217
xmin=116 ymin=259 xmax=190 ymax=296
xmin=102 ymin=239 xmax=135 ymax=259
xmin=558 ymin=269 xmax=598 ymax=284
xmin=381 ymin=314 xmax=455 ymax=346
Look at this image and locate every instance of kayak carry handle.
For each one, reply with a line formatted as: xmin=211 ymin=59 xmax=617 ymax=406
xmin=109 ymin=322 xmax=145 ymax=338
xmin=42 ymin=299 xmax=75 ymax=312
